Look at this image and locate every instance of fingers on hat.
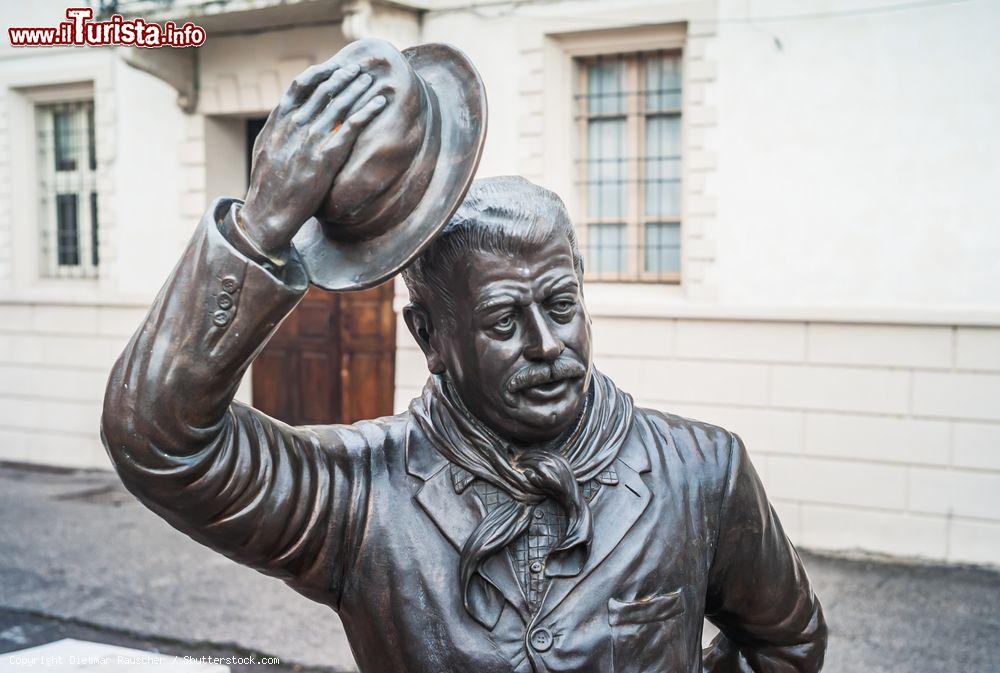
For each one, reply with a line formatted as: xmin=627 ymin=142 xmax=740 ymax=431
xmin=283 ymin=61 xmax=359 ymax=111
xmin=294 ymin=64 xmax=364 ymax=124
xmin=318 ymin=95 xmax=386 ymax=156
xmin=312 ymin=73 xmax=376 ymax=134
xmin=345 ymin=95 xmax=388 ymax=132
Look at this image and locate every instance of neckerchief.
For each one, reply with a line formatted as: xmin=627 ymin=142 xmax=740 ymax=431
xmin=410 ymin=369 xmax=634 ymax=627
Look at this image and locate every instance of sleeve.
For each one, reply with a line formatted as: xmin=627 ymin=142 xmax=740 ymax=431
xmin=702 ymin=434 xmax=827 ymax=673
xmin=100 ymin=197 xmax=369 ymax=607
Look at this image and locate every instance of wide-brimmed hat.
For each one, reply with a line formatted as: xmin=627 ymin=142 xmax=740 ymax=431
xmin=292 ymin=39 xmax=487 ymax=291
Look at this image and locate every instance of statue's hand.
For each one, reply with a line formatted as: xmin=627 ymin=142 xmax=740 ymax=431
xmin=239 ymin=61 xmax=386 ymax=258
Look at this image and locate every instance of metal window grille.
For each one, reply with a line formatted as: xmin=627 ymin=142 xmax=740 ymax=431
xmin=575 ymin=51 xmax=682 ymax=283
xmin=36 ymin=100 xmax=99 ymax=279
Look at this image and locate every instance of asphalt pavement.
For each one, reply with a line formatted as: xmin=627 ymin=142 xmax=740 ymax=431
xmin=1 ymin=462 xmax=998 ymax=672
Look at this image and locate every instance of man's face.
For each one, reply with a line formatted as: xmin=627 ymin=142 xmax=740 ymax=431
xmin=432 ymin=234 xmax=593 ymax=445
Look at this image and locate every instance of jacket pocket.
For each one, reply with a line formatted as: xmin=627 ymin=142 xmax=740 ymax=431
xmin=608 ymin=590 xmax=690 ymax=673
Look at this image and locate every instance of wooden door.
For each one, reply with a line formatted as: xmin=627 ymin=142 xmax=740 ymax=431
xmin=251 ymin=282 xmax=397 ymax=426
xmin=337 ymin=282 xmax=398 ymax=422
xmin=246 ymin=113 xmax=396 ymax=426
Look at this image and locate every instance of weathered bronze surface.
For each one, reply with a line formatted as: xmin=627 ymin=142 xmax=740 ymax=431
xmin=101 ymin=39 xmax=826 ymax=673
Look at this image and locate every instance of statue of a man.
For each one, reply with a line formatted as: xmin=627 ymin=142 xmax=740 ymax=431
xmin=102 ymin=42 xmax=826 ymax=673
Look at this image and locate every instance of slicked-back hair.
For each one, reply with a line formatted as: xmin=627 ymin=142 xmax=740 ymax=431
xmin=401 ymin=176 xmax=585 ymax=329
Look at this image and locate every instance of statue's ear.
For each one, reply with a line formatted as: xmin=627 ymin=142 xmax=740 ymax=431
xmin=403 ymin=304 xmax=446 ymax=375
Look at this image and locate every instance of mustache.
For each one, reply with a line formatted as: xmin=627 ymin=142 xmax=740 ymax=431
xmin=506 ymin=356 xmax=587 ymax=393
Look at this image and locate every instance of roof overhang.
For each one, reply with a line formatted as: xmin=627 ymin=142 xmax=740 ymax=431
xmin=105 ymin=0 xmax=425 ymax=113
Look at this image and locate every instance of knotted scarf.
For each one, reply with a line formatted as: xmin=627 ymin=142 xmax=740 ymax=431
xmin=410 ymin=369 xmax=634 ymax=626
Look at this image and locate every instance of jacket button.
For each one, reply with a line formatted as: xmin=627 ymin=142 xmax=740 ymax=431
xmin=533 ymin=509 xmax=544 ymax=520
xmin=221 ymin=275 xmax=238 ymax=293
xmin=217 ymin=291 xmax=234 ymax=310
xmin=529 ymin=627 xmax=552 ymax=652
xmin=212 ymin=310 xmax=231 ymax=327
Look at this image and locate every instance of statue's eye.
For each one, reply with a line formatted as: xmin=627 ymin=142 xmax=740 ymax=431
xmin=493 ymin=314 xmax=515 ymax=335
xmin=550 ymin=300 xmax=575 ymax=318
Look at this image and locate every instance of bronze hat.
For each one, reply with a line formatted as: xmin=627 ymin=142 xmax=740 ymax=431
xmin=292 ymin=39 xmax=487 ymax=291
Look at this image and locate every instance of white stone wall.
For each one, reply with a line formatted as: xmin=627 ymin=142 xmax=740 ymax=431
xmin=0 ymin=303 xmax=145 ymax=468
xmin=0 ymin=2 xmax=223 ymax=471
xmin=0 ymin=1 xmax=169 ymax=471
xmin=713 ymin=0 xmax=1000 ymax=309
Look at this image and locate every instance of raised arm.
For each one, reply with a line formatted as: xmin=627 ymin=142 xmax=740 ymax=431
xmin=100 ymin=60 xmax=387 ymax=605
xmin=702 ymin=435 xmax=827 ymax=673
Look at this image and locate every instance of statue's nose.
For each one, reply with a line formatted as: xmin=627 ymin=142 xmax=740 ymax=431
xmin=523 ymin=306 xmax=564 ymax=362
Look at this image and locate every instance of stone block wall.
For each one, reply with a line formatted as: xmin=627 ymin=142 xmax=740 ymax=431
xmin=0 ymin=303 xmax=144 ymax=468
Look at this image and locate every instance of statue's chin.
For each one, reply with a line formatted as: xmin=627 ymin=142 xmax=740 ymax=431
xmin=491 ymin=388 xmax=585 ymax=445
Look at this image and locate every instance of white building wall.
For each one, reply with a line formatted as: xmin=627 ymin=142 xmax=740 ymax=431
xmin=0 ymin=42 xmax=187 ymax=467
xmin=0 ymin=303 xmax=146 ymax=468
xmin=714 ymin=0 xmax=1000 ymax=309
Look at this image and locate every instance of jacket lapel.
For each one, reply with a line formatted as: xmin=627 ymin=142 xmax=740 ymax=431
xmin=534 ymin=434 xmax=652 ymax=623
xmin=407 ymin=422 xmax=529 ymax=626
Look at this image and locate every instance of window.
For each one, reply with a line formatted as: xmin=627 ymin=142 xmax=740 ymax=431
xmin=576 ymin=51 xmax=682 ymax=282
xmin=36 ymin=100 xmax=99 ymax=278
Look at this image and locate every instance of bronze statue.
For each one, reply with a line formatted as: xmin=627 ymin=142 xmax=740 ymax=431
xmin=101 ymin=39 xmax=826 ymax=673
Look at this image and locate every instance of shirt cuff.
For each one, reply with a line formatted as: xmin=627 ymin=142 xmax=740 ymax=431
xmin=217 ymin=200 xmax=292 ymax=272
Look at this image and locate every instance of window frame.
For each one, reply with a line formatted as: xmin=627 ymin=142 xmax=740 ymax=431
xmin=35 ymin=98 xmax=100 ymax=279
xmin=6 ymin=80 xmax=103 ymax=296
xmin=575 ymin=50 xmax=683 ymax=284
